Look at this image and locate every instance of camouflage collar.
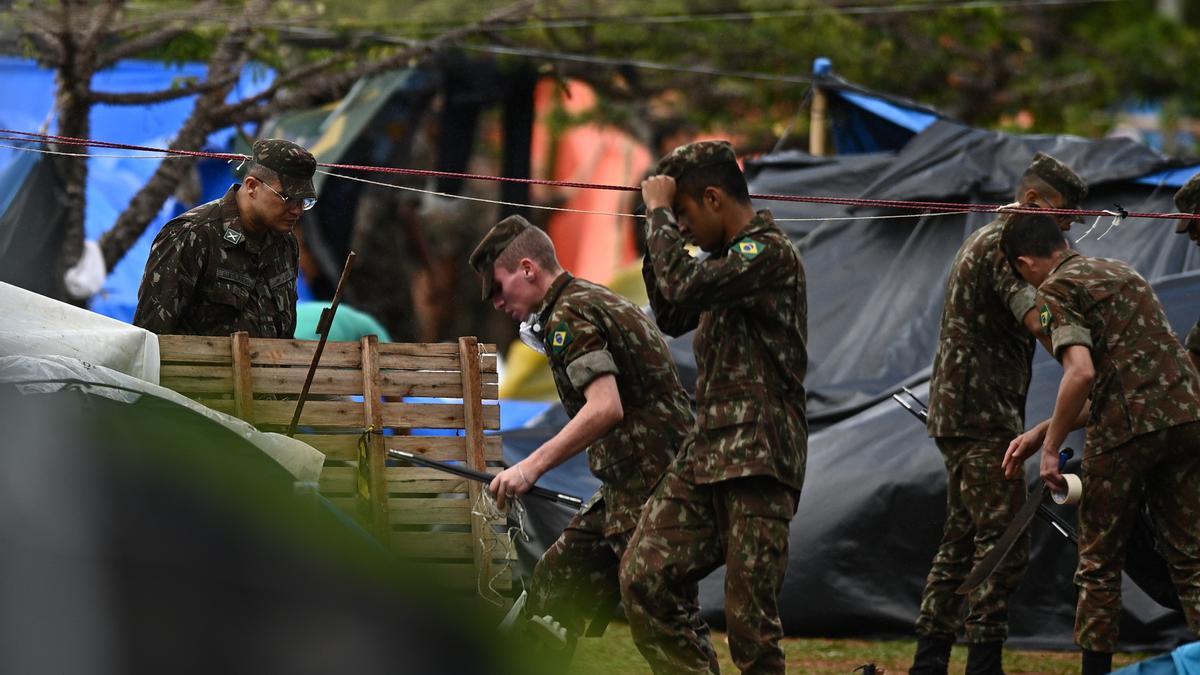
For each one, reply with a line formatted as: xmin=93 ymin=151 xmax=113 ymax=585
xmin=724 ymin=209 xmax=777 ymax=250
xmin=532 ymin=271 xmax=574 ymax=320
xmin=220 ymin=184 xmax=265 ymax=253
xmin=1048 ymin=249 xmax=1080 ymax=277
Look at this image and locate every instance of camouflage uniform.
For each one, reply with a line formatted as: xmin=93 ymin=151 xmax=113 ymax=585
xmin=620 ymin=141 xmax=808 ymax=674
xmin=1174 ymin=175 xmax=1200 ymax=354
xmin=134 ymin=139 xmax=316 ymax=338
xmin=916 ymin=153 xmax=1087 ymax=657
xmin=917 ymin=216 xmax=1037 ymax=644
xmin=468 ymin=217 xmax=713 ymax=665
xmin=1037 ymin=251 xmax=1200 ymax=652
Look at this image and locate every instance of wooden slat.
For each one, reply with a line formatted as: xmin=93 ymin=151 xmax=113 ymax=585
xmin=192 ymin=398 xmax=235 ymax=415
xmin=360 ymin=335 xmax=389 ymax=539
xmin=299 ymin=434 xmax=503 ymax=462
xmin=231 ymin=331 xmax=255 ymax=421
xmin=321 ymin=466 xmax=467 ymax=494
xmin=252 ymin=366 xmax=363 ymax=396
xmin=160 ymin=364 xmax=233 ymax=393
xmin=160 ymin=335 xmax=497 ymax=368
xmin=159 ymin=335 xmax=233 ymax=363
xmin=459 ymin=336 xmax=492 ymax=599
xmin=380 ymin=402 xmax=500 ymax=430
xmin=324 ymin=468 xmax=473 ymax=494
xmin=386 ymin=498 xmax=471 ymax=525
xmin=250 ymin=339 xmax=358 ymax=367
xmin=240 ymin=400 xmax=500 ymax=429
xmin=390 ymin=532 xmax=473 ymax=559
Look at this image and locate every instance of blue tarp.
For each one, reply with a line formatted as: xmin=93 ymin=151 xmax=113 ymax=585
xmin=825 ymin=73 xmax=1200 ymax=188
xmin=0 ymin=56 xmax=278 ymax=322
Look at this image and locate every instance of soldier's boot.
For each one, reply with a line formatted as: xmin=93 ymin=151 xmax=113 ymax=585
xmin=1081 ymin=650 xmax=1112 ymax=675
xmin=909 ymin=635 xmax=953 ymax=675
xmin=964 ymin=641 xmax=1004 ymax=675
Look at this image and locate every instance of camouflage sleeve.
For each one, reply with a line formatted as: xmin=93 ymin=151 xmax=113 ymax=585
xmin=283 ymin=233 xmax=299 ymax=339
xmin=1187 ymin=320 xmax=1200 ymax=354
xmin=547 ymin=304 xmax=619 ymax=392
xmin=1037 ymin=281 xmax=1093 ymax=359
xmin=990 ymin=246 xmax=1036 ymax=323
xmin=641 ymin=249 xmax=701 ymax=337
xmin=133 ymin=221 xmax=209 ymax=334
xmin=644 ymin=207 xmax=797 ymax=310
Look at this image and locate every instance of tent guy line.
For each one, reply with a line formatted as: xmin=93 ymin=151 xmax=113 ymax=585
xmin=3 ymin=128 xmax=1197 ymax=222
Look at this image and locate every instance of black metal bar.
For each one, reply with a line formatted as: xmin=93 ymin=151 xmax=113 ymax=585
xmin=387 ymin=449 xmax=584 ymax=508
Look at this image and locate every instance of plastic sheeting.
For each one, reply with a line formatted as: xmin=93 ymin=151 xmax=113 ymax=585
xmin=0 ymin=354 xmax=326 ymax=484
xmin=0 ymin=280 xmax=159 ymax=381
xmin=752 ymin=120 xmax=1200 ymax=423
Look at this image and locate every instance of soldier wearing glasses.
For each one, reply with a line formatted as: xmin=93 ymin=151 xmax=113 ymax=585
xmin=134 ymin=139 xmax=317 ymax=338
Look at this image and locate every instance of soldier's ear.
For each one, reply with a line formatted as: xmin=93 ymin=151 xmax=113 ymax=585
xmin=703 ymin=186 xmax=722 ymax=211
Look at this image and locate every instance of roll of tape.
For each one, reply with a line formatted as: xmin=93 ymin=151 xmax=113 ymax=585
xmin=1052 ymin=473 xmax=1082 ymax=505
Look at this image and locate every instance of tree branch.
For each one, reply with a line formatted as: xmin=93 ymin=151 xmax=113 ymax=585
xmin=216 ymin=0 xmax=535 ymax=127
xmin=95 ymin=0 xmax=221 ymax=71
xmin=89 ymin=73 xmax=238 ymax=105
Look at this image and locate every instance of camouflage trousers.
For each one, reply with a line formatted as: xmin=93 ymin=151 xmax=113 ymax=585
xmin=620 ymin=461 xmax=798 ymax=674
xmin=1075 ymin=420 xmax=1200 ymax=652
xmin=915 ymin=437 xmax=1029 ymax=644
xmin=530 ymin=498 xmax=714 ymax=659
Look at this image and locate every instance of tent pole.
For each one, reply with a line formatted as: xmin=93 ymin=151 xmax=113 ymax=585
xmin=810 ymin=85 xmax=828 ymax=157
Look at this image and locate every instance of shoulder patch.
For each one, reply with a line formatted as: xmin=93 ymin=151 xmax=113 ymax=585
xmin=547 ymin=321 xmax=572 ymax=353
xmin=1039 ymin=303 xmax=1053 ymax=335
xmin=733 ymin=238 xmax=765 ymax=260
xmin=223 ymin=228 xmax=244 ymax=245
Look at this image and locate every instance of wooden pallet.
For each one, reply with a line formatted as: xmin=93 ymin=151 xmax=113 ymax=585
xmin=158 ymin=332 xmax=513 ymax=594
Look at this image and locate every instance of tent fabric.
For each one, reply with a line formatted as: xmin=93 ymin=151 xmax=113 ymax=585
xmin=0 ymin=152 xmax=69 ymax=297
xmin=0 ymin=280 xmax=159 ymax=381
xmin=0 ymin=354 xmax=325 ymax=484
xmin=0 ymin=385 xmax=496 ymax=675
xmin=753 ymin=120 xmax=1200 ymax=423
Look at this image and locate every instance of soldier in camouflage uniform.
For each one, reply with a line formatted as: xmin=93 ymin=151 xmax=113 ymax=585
xmin=134 ymin=139 xmax=316 ymax=338
xmin=1174 ymin=174 xmax=1200 ymax=371
xmin=620 ymin=140 xmax=807 ymax=674
xmin=468 ymin=215 xmax=716 ymax=671
xmin=1000 ymin=212 xmax=1200 ymax=675
xmin=911 ymin=153 xmax=1086 ymax=675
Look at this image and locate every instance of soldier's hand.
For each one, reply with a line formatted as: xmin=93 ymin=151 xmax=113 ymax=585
xmin=1002 ymin=428 xmax=1044 ymax=479
xmin=641 ymin=175 xmax=676 ymax=213
xmin=1039 ymin=447 xmax=1067 ymax=492
xmin=488 ymin=461 xmax=535 ymax=510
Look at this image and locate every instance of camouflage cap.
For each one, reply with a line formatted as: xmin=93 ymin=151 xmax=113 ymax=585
xmin=468 ymin=215 xmax=535 ymax=300
xmin=653 ymin=140 xmax=738 ymax=180
xmin=1173 ymin=172 xmax=1200 ymax=233
xmin=252 ymin=138 xmax=317 ymax=200
xmin=1029 ymin=152 xmax=1087 ymax=222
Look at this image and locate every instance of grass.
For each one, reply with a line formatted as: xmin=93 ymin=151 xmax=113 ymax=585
xmin=570 ymin=622 xmax=1152 ymax=674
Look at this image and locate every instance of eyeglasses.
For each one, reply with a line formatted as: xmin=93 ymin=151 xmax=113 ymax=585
xmin=258 ymin=180 xmax=317 ymax=211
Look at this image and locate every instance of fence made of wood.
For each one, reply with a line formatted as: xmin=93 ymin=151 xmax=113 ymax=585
xmin=157 ymin=332 xmax=512 ymax=596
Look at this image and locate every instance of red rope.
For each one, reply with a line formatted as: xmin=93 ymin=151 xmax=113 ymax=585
xmin=3 ymin=128 xmax=1197 ymax=221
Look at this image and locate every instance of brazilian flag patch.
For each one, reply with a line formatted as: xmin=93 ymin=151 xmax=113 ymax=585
xmin=734 ymin=239 xmax=764 ymax=260
xmin=1039 ymin=303 xmax=1053 ymax=335
xmin=548 ymin=321 xmax=572 ymax=353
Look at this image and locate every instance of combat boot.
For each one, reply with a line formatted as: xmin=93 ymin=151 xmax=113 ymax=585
xmin=1082 ymin=649 xmax=1112 ymax=675
xmin=964 ymin=641 xmax=1004 ymax=675
xmin=909 ymin=635 xmax=953 ymax=675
